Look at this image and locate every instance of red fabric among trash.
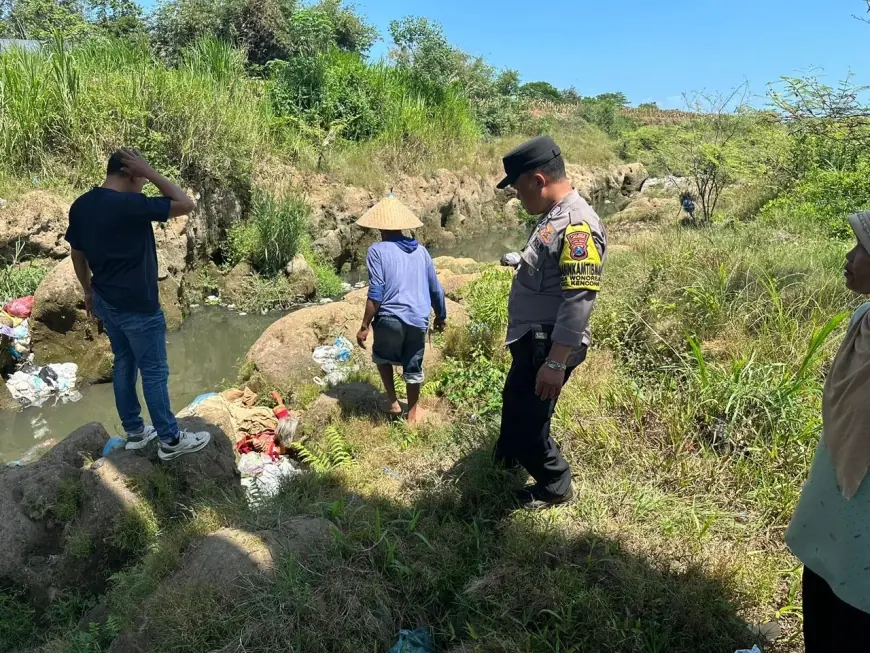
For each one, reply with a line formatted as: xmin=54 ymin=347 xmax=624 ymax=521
xmin=3 ymin=296 xmax=34 ymax=318
xmin=236 ymin=430 xmax=278 ymax=460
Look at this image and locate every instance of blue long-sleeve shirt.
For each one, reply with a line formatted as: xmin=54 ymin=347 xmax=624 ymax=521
xmin=366 ymin=236 xmax=446 ymax=330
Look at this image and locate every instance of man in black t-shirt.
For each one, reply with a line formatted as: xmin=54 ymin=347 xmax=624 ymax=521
xmin=66 ymin=149 xmax=211 ymax=461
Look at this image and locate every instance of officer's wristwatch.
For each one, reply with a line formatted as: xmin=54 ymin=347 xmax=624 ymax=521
xmin=544 ymin=359 xmax=568 ymax=372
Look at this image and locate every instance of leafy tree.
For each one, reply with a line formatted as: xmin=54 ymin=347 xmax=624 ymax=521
xmin=388 ymin=15 xmax=524 ymax=135
xmin=519 ymin=81 xmax=563 ymax=102
xmin=151 ymin=0 xmax=375 ymax=66
xmin=637 ymin=101 xmax=660 ymax=111
xmin=0 ymin=0 xmax=89 ymax=38
xmin=578 ymin=92 xmax=632 ymax=135
xmin=670 ymin=85 xmax=752 ymax=223
xmin=88 ymin=0 xmax=145 ymax=37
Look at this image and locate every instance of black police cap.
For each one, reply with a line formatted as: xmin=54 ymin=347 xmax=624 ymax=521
xmin=497 ymin=135 xmax=562 ymax=189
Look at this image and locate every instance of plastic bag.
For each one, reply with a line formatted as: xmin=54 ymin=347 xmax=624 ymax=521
xmin=3 ymin=296 xmax=34 ymax=318
xmin=312 ymin=336 xmax=357 ymax=386
xmin=734 ymin=647 xmax=762 ymax=653
xmin=390 ymin=629 xmax=435 ymax=653
xmin=102 ymin=437 xmax=126 ymax=457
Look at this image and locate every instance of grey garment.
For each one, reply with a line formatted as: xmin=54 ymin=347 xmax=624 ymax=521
xmin=506 ymin=190 xmax=606 ymax=356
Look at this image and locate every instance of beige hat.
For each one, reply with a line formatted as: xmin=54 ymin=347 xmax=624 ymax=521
xmin=356 ymin=194 xmax=423 ymax=230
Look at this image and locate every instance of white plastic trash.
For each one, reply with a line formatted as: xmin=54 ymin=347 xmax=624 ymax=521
xmin=312 ymin=337 xmax=356 ymax=386
xmin=6 ymin=362 xmax=81 ymax=407
xmin=734 ymin=647 xmax=762 ymax=653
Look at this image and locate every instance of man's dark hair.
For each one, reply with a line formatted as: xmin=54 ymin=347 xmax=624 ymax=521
xmin=106 ymin=149 xmax=138 ymax=177
xmin=534 ymin=154 xmax=567 ymax=181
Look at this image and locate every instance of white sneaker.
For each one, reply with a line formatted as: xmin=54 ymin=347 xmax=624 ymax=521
xmin=158 ymin=430 xmax=211 ymax=461
xmin=125 ymin=425 xmax=158 ymax=450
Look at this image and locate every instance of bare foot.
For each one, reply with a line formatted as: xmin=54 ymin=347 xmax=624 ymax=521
xmin=407 ymin=405 xmax=427 ymax=426
xmin=380 ymin=400 xmax=403 ymax=416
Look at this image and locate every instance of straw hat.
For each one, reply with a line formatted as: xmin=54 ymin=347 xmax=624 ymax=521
xmin=356 ymin=194 xmax=423 ymax=230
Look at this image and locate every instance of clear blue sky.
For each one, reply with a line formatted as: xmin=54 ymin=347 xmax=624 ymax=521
xmin=141 ymin=0 xmax=870 ymax=108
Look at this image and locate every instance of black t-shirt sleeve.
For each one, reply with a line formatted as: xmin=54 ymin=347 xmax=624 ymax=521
xmin=65 ymin=206 xmax=82 ymax=250
xmin=126 ymin=194 xmax=172 ymax=224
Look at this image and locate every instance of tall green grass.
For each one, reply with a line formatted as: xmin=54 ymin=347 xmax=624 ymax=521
xmin=0 ymin=37 xmax=270 ymax=186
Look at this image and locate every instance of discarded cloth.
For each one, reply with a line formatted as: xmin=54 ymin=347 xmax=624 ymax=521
xmin=236 ymin=430 xmax=278 ymax=459
xmin=5 ymin=363 xmax=80 ymax=407
xmin=188 ymin=392 xmax=277 ymax=443
xmin=734 ymin=647 xmax=762 ymax=653
xmin=3 ymin=296 xmax=34 ymax=319
xmin=390 ymin=629 xmax=435 ymax=653
xmin=221 ymin=386 xmax=259 ymax=408
xmin=313 ymin=336 xmax=357 ymax=386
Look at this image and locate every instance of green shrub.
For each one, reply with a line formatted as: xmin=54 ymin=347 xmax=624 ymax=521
xmin=225 ymin=190 xmax=309 ymax=276
xmin=305 ymin=250 xmax=345 ymax=298
xmin=0 ymin=590 xmax=35 ymax=649
xmin=760 ymin=158 xmax=870 ymax=238
xmin=461 ymin=266 xmax=514 ymax=355
xmin=0 ymin=243 xmax=47 ymax=302
xmin=436 ymin=349 xmax=508 ymax=417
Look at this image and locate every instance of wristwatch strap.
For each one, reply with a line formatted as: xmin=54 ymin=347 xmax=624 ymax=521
xmin=544 ymin=359 xmax=568 ymax=371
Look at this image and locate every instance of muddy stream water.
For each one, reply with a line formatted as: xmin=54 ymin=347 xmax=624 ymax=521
xmin=1 ymin=228 xmax=532 ymax=464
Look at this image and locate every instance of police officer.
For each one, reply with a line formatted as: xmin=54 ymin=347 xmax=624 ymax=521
xmin=495 ymin=135 xmax=607 ymax=509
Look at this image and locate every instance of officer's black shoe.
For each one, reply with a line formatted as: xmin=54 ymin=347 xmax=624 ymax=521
xmin=511 ymin=484 xmax=574 ymax=510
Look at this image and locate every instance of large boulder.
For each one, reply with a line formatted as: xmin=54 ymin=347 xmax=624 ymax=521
xmin=246 ymin=289 xmax=466 ymax=391
xmin=285 ymin=254 xmax=317 ymax=300
xmin=30 ymin=257 xmax=114 ymax=384
xmin=153 ymin=215 xmax=192 ymax=280
xmin=0 ymin=423 xmax=108 ymax=595
xmin=0 ymin=191 xmax=70 ymax=260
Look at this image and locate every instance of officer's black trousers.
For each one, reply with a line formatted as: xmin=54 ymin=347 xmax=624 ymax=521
xmin=494 ymin=330 xmax=584 ymax=498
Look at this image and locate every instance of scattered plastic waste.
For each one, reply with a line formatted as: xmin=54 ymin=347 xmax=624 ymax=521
xmin=319 ymin=298 xmax=333 ymax=304
xmin=383 ymin=466 xmax=402 ymax=481
xmin=238 ymin=312 xmax=247 ymax=316
xmin=500 ymin=252 xmax=522 ymax=267
xmin=205 ymin=295 xmax=221 ymax=306
xmin=0 ymin=198 xmax=7 ymax=209
xmin=390 ymin=628 xmax=435 ymax=653
xmin=4 ymin=319 xmax=30 ymax=359
xmin=313 ymin=336 xmax=357 ymax=386
xmin=239 ymin=454 xmax=303 ymax=504
xmin=734 ymin=647 xmax=761 ymax=653
xmin=354 ymin=281 xmax=366 ymax=289
xmin=227 ymin=304 xmax=236 ymax=310
xmin=102 ymin=437 xmax=126 ymax=456
xmin=6 ymin=438 xmax=57 ymax=467
xmin=190 ymin=303 xmax=200 ymax=309
xmin=3 ymin=296 xmax=34 ymax=319
xmin=340 ymin=282 xmax=353 ymax=293
xmin=6 ymin=363 xmax=81 ymax=407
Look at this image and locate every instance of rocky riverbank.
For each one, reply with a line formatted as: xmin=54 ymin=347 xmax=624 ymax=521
xmin=0 ymin=160 xmax=653 ymax=396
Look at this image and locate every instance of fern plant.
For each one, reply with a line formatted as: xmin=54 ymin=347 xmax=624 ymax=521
xmin=297 ymin=426 xmax=354 ymax=472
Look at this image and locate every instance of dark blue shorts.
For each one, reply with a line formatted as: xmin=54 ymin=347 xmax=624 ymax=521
xmin=372 ymin=314 xmax=427 ymax=384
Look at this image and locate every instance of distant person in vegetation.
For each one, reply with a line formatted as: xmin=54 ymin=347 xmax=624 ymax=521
xmin=787 ymin=210 xmax=870 ymax=650
xmin=680 ymin=191 xmax=696 ymax=221
xmin=66 ymin=149 xmax=211 ymax=461
xmin=355 ymin=194 xmax=447 ymax=426
xmin=496 ymin=135 xmax=607 ymax=510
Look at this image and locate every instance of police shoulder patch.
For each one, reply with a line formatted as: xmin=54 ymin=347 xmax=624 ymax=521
xmin=559 ymin=222 xmax=602 ymax=291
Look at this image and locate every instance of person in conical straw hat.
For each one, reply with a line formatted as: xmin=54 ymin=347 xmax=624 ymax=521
xmin=355 ymin=193 xmax=447 ymax=426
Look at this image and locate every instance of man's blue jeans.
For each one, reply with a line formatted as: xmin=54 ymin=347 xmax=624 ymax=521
xmin=92 ymin=292 xmax=178 ymax=443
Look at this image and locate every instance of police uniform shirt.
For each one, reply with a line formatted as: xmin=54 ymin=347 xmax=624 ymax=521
xmin=506 ymin=190 xmax=606 ymax=358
